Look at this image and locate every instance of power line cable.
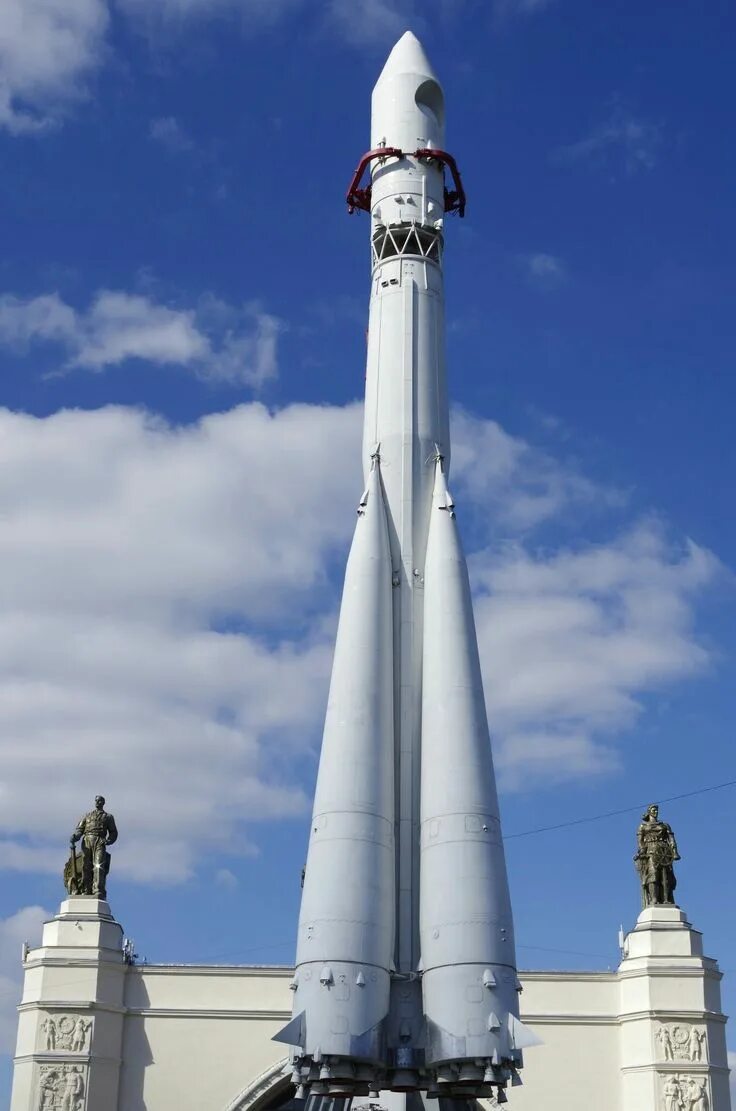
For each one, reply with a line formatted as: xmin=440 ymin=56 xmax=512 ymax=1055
xmin=504 ymin=776 xmax=736 ymax=840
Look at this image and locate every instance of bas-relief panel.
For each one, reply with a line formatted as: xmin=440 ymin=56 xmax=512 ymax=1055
xmin=36 ymin=1064 xmax=87 ymax=1111
xmin=38 ymin=1015 xmax=93 ymax=1054
xmin=661 ymin=1074 xmax=711 ymax=1111
xmin=656 ymin=1024 xmax=708 ymax=1063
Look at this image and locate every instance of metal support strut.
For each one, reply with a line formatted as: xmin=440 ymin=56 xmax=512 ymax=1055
xmin=347 ymin=148 xmax=467 ymax=217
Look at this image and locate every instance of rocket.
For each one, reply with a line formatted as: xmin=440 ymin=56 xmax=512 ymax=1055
xmin=275 ymin=31 xmax=538 ymax=1106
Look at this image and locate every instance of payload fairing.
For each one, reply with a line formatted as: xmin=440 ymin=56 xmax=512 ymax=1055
xmin=275 ymin=31 xmax=537 ymax=1107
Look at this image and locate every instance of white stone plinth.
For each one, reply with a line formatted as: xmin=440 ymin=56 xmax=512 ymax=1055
xmin=619 ymin=905 xmax=730 ymax=1111
xmin=10 ymin=896 xmax=126 ymax=1111
xmin=625 ymin=905 xmax=703 ymax=960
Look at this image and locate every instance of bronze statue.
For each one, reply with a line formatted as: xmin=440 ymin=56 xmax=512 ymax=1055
xmin=65 ymin=796 xmax=118 ymax=898
xmin=634 ymin=803 xmax=680 ymax=907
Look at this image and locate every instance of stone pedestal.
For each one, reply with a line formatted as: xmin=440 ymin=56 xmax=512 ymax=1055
xmin=10 ymin=897 xmax=127 ymax=1111
xmin=619 ymin=905 xmax=731 ymax=1110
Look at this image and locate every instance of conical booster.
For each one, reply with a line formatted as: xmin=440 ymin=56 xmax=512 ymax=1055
xmin=282 ymin=461 xmax=395 ymax=1094
xmin=420 ymin=461 xmax=529 ymax=1091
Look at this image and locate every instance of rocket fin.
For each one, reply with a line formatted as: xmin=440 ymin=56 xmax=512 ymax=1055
xmin=507 ymin=1014 xmax=542 ymax=1049
xmin=273 ymin=1011 xmax=306 ymax=1050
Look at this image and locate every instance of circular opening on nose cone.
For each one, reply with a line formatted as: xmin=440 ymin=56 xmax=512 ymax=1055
xmin=415 ymin=79 xmax=445 ymax=132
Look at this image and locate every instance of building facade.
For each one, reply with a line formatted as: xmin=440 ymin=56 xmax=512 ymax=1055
xmin=10 ymin=896 xmax=730 ymax=1110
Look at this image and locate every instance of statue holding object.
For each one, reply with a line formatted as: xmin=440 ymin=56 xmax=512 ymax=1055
xmin=634 ymin=803 xmax=680 ymax=908
xmin=64 ymin=796 xmax=118 ymax=899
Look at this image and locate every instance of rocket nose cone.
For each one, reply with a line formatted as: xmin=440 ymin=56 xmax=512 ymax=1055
xmin=371 ymin=30 xmax=445 ymax=146
xmin=374 ymin=30 xmax=440 ymax=89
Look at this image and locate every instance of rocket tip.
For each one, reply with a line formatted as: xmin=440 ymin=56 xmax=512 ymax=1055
xmin=395 ymin=29 xmax=423 ymax=51
xmin=375 ymin=29 xmax=439 ymax=86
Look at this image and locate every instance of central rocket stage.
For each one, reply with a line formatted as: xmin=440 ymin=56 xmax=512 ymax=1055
xmin=275 ymin=31 xmax=538 ymax=1107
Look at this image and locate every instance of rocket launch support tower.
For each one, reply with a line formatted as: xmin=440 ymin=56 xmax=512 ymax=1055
xmin=276 ymin=31 xmax=538 ymax=1107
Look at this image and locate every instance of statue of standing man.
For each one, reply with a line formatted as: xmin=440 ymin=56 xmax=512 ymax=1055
xmin=634 ymin=803 xmax=680 ymax=908
xmin=67 ymin=796 xmax=118 ymax=899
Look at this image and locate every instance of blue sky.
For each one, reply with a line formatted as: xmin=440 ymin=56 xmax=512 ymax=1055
xmin=1 ymin=0 xmax=735 ymax=1101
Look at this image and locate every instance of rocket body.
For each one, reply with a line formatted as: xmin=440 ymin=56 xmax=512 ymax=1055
xmin=277 ymin=31 xmax=535 ymax=1104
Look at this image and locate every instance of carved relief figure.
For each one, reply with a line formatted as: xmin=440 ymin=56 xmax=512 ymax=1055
xmin=40 ymin=1015 xmax=91 ymax=1053
xmin=657 ymin=1025 xmax=675 ymax=1060
xmin=41 ymin=1018 xmax=57 ymax=1051
xmin=37 ymin=1065 xmax=86 ymax=1110
xmin=635 ymin=803 xmax=680 ymax=907
xmin=67 ymin=796 xmax=118 ymax=898
xmin=659 ymin=1023 xmax=708 ymax=1064
xmin=685 ymin=1076 xmax=709 ymax=1111
xmin=688 ymin=1027 xmax=706 ymax=1062
xmin=663 ymin=1076 xmax=683 ymax=1111
xmin=38 ymin=1068 xmax=57 ymax=1110
xmin=71 ymin=1019 xmax=90 ymax=1053
xmin=60 ymin=1066 xmax=85 ymax=1111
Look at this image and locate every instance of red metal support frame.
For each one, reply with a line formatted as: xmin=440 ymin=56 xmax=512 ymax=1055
xmin=413 ymin=148 xmax=467 ymax=218
xmin=346 ymin=148 xmax=403 ymax=214
xmin=346 ymin=148 xmax=467 ymax=218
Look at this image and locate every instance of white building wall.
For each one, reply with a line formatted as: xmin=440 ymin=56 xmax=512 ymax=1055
xmin=119 ymin=967 xmax=291 ymax=1111
xmin=10 ymin=898 xmax=731 ymax=1111
xmin=511 ymin=972 xmax=621 ymax=1111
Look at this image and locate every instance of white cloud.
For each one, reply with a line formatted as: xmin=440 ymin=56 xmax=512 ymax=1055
xmin=451 ymin=408 xmax=621 ymax=531
xmin=0 ymin=293 xmax=77 ymax=346
xmin=0 ymin=906 xmax=50 ymax=1053
xmin=215 ymin=868 xmax=240 ymax=889
xmin=149 ymin=115 xmax=194 ymax=153
xmin=0 ymin=0 xmax=470 ymax=136
xmin=471 ymin=522 xmax=720 ymax=788
xmin=325 ymin=0 xmax=479 ymax=45
xmin=497 ymin=732 xmax=618 ymax=785
xmin=326 ymin=0 xmax=411 ymax=44
xmin=0 ymin=0 xmax=108 ymax=133
xmin=117 ymin=0 xmax=300 ymax=20
xmin=0 ymin=402 xmax=721 ymax=884
xmin=495 ymin=0 xmax=555 ymax=18
xmin=0 ymin=290 xmax=283 ymax=385
xmin=523 ymin=252 xmax=567 ymax=288
xmin=120 ymin=0 xmax=432 ymax=45
xmin=555 ymin=105 xmax=663 ymax=176
xmin=0 ymin=402 xmax=364 ymax=884
xmin=0 ymin=0 xmax=306 ymax=135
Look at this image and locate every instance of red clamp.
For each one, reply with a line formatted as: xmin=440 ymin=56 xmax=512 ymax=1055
xmin=346 ymin=148 xmax=467 ymax=217
xmin=346 ymin=148 xmax=403 ymax=214
xmin=414 ymin=148 xmax=466 ymax=218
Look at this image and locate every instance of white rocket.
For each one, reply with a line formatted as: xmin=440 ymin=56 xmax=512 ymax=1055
xmin=275 ymin=31 xmax=537 ymax=1106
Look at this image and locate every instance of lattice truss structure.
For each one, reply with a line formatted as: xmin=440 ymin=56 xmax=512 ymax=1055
xmin=371 ymin=221 xmax=443 ymax=265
